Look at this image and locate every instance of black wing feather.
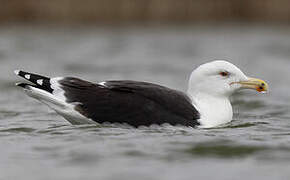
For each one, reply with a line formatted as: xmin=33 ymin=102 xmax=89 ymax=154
xmin=15 ymin=70 xmax=53 ymax=93
xmin=59 ymin=78 xmax=200 ymax=127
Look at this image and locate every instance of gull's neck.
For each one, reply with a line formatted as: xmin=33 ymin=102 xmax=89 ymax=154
xmin=187 ymin=90 xmax=233 ymax=128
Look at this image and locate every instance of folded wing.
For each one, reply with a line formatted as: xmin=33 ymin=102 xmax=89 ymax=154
xmin=59 ymin=79 xmax=200 ymax=127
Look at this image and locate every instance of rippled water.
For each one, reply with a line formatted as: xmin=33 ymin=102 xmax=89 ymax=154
xmin=1 ymin=24 xmax=290 ymax=180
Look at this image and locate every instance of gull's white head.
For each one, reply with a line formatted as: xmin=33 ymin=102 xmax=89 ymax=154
xmin=187 ymin=60 xmax=268 ymax=128
xmin=188 ymin=60 xmax=268 ymax=97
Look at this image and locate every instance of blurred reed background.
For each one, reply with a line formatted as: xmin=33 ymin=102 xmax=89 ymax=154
xmin=2 ymin=2 xmax=290 ymax=180
xmin=0 ymin=0 xmax=290 ymax=24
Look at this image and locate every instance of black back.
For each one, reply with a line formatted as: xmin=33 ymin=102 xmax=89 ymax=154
xmin=60 ymin=78 xmax=200 ymax=127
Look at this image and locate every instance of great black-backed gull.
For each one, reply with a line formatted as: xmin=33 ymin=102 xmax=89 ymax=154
xmin=14 ymin=60 xmax=268 ymax=128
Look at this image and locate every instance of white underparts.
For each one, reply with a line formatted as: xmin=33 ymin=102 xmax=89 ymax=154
xmin=189 ymin=93 xmax=233 ymax=128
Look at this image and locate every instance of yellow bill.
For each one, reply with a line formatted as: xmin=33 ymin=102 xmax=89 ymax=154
xmin=238 ymin=77 xmax=268 ymax=93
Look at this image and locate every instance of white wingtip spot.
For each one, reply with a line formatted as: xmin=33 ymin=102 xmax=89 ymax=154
xmin=98 ymin=81 xmax=107 ymax=87
xmin=14 ymin=70 xmax=20 ymax=75
xmin=37 ymin=79 xmax=43 ymax=86
xmin=24 ymin=74 xmax=31 ymax=80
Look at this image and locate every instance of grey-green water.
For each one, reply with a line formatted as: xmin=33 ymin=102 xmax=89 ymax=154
xmin=0 ymin=25 xmax=290 ymax=180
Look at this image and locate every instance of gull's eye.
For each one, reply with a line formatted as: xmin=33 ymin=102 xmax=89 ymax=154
xmin=219 ymin=71 xmax=229 ymax=77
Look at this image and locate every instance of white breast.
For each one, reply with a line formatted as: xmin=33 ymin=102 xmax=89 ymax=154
xmin=190 ymin=93 xmax=233 ymax=128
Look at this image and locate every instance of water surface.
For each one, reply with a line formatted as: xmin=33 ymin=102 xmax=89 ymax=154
xmin=0 ymin=25 xmax=290 ymax=180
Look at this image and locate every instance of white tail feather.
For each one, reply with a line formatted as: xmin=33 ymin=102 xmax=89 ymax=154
xmin=22 ymin=85 xmax=96 ymax=125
